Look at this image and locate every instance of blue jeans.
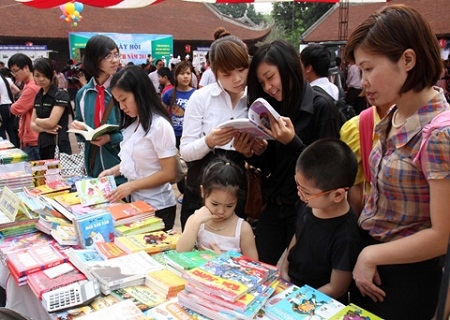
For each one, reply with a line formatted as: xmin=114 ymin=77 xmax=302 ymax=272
xmin=22 ymin=145 xmax=40 ymax=161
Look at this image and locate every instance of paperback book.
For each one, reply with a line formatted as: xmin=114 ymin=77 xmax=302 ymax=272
xmin=75 ymin=176 xmax=116 ymax=206
xmin=66 ymin=248 xmax=105 ymax=277
xmin=87 ymin=250 xmax=164 ymax=295
xmin=146 ymin=297 xmax=211 ymax=320
xmin=106 ymin=200 xmax=156 ymax=225
xmin=264 ymin=284 xmax=345 ymax=320
xmin=163 ymin=249 xmax=217 ymax=275
xmin=145 ymin=269 xmax=188 ymax=298
xmin=217 ymin=98 xmax=281 ymax=140
xmin=182 ymin=250 xmax=279 ymax=302
xmin=76 ymin=299 xmax=147 ymax=320
xmin=67 ymin=123 xmax=119 ymax=141
xmin=328 ymin=303 xmax=384 ymax=320
xmin=27 ymin=263 xmax=87 ymax=299
xmin=114 ymin=216 xmax=165 ymax=236
xmin=73 ymin=210 xmax=115 ymax=249
xmin=110 ymin=284 xmax=167 ymax=312
xmin=114 ymin=230 xmax=179 ymax=254
xmin=94 ymin=241 xmax=127 ymax=260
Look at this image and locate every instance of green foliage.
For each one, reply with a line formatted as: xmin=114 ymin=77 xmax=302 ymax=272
xmin=271 ymin=2 xmax=334 ymax=49
xmin=213 ymin=3 xmax=265 ymax=26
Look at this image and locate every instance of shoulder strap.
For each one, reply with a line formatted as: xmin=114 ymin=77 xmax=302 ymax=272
xmin=413 ymin=110 xmax=450 ymax=175
xmin=359 ymin=107 xmax=375 ymax=182
xmin=89 ymin=98 xmax=116 ymax=173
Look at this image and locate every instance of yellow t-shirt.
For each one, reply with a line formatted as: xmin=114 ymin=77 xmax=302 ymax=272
xmin=340 ymin=107 xmax=382 ymax=186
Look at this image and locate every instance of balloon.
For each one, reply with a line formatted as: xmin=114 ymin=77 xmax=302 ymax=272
xmin=60 ymin=14 xmax=65 ymax=20
xmin=74 ymin=2 xmax=84 ymax=13
xmin=65 ymin=2 xmax=75 ymax=14
xmin=59 ymin=4 xmax=65 ymax=12
xmin=73 ymin=11 xmax=80 ymax=17
xmin=73 ymin=22 xmax=78 ymax=27
xmin=65 ymin=17 xmax=70 ymax=22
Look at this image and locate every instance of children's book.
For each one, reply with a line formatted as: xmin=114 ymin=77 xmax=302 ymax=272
xmin=328 ymin=303 xmax=384 ymax=320
xmin=94 ymin=241 xmax=127 ymax=260
xmin=6 ymin=242 xmax=67 ymax=277
xmin=163 ymin=249 xmax=217 ymax=274
xmin=0 ymin=231 xmax=53 ymax=263
xmin=51 ymin=224 xmax=78 ymax=246
xmin=106 ymin=200 xmax=155 ymax=223
xmin=76 ymin=299 xmax=147 ymax=320
xmin=182 ymin=250 xmax=279 ymax=303
xmin=75 ymin=176 xmax=116 ymax=206
xmin=146 ymin=297 xmax=211 ymax=320
xmin=53 ymin=191 xmax=81 ymax=208
xmin=109 ymin=285 xmax=167 ymax=312
xmin=217 ymin=98 xmax=281 ymax=140
xmin=264 ymin=284 xmax=345 ymax=320
xmin=114 ymin=230 xmax=180 ymax=254
xmin=145 ymin=269 xmax=188 ymax=298
xmin=114 ymin=216 xmax=165 ymax=236
xmin=73 ymin=210 xmax=115 ymax=249
xmin=88 ymin=251 xmax=164 ymax=295
xmin=27 ymin=263 xmax=87 ymax=299
xmin=67 ymin=123 xmax=119 ymax=141
xmin=0 ymin=148 xmax=28 ymax=164
xmin=66 ymin=248 xmax=105 ymax=277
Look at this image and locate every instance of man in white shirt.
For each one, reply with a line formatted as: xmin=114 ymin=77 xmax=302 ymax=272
xmin=345 ymin=61 xmax=366 ymax=114
xmin=148 ymin=59 xmax=164 ymax=94
xmin=300 ymin=44 xmax=342 ymax=100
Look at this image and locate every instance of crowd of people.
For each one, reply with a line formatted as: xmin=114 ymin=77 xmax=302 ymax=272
xmin=0 ymin=5 xmax=449 ymax=319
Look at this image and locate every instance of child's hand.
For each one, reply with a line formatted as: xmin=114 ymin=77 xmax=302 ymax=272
xmin=199 ymin=243 xmax=221 ymax=255
xmin=192 ymin=206 xmax=214 ymax=225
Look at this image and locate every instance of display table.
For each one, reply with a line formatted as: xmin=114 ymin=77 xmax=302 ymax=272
xmin=0 ymin=262 xmax=52 ymax=320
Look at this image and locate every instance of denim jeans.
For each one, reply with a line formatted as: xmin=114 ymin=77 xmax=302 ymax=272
xmin=22 ymin=145 xmax=40 ymax=161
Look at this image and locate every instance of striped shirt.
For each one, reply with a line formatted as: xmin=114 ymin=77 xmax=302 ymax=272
xmin=359 ymin=88 xmax=450 ymax=242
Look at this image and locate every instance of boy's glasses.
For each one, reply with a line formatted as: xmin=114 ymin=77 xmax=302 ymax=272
xmin=294 ymin=176 xmax=348 ymax=203
xmin=104 ymin=53 xmax=121 ymax=61
xmin=10 ymin=68 xmax=22 ymax=75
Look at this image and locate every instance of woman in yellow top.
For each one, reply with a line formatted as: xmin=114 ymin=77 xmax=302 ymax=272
xmin=340 ymin=102 xmax=392 ymax=214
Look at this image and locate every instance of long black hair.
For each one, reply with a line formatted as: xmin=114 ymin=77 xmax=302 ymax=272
xmin=110 ymin=66 xmax=170 ymax=134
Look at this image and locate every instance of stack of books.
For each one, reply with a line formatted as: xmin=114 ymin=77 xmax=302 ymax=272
xmin=145 ymin=268 xmax=188 ymax=298
xmin=0 ymin=148 xmax=28 ymax=164
xmin=146 ymin=297 xmax=211 ymax=319
xmin=93 ymin=241 xmax=127 ymax=260
xmin=105 ymin=200 xmax=156 ymax=226
xmin=25 ymin=159 xmax=61 ymax=187
xmin=163 ymin=249 xmax=218 ymax=276
xmin=66 ymin=248 xmax=106 ymax=277
xmin=86 ymin=250 xmax=164 ymax=295
xmin=178 ymin=250 xmax=280 ymax=320
xmin=50 ymin=224 xmax=78 ymax=246
xmin=5 ymin=242 xmax=68 ymax=286
xmin=114 ymin=230 xmax=179 ymax=254
xmin=0 ymin=138 xmax=15 ymax=150
xmin=109 ymin=284 xmax=167 ymax=313
xmin=114 ymin=216 xmax=165 ymax=236
xmin=0 ymin=170 xmax=33 ymax=191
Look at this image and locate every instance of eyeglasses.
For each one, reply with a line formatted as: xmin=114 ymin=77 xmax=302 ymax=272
xmin=104 ymin=53 xmax=121 ymax=61
xmin=294 ymin=176 xmax=348 ymax=203
xmin=10 ymin=68 xmax=22 ymax=75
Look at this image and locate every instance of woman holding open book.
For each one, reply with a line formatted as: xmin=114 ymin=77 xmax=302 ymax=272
xmin=233 ymin=40 xmax=341 ymax=266
xmin=179 ymin=35 xmax=250 ymax=229
xmin=99 ymin=66 xmax=178 ymax=231
xmin=70 ymin=35 xmax=125 ymax=185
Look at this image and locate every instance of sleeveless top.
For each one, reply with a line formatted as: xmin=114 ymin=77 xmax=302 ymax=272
xmin=197 ymin=218 xmax=243 ymax=253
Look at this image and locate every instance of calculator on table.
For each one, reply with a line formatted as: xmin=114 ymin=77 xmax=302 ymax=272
xmin=41 ymin=280 xmax=100 ymax=312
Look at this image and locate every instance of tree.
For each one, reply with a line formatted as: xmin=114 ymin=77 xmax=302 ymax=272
xmin=271 ymin=2 xmax=333 ymax=49
xmin=213 ymin=3 xmax=265 ymax=26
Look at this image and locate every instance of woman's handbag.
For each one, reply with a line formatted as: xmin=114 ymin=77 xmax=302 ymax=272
xmin=171 ymin=151 xmax=188 ymax=184
xmin=55 ymin=142 xmax=86 ymax=176
xmin=244 ymin=165 xmax=266 ymax=220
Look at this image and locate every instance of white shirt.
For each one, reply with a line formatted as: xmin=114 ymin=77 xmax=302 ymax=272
xmin=0 ymin=77 xmax=13 ymax=105
xmin=197 ymin=218 xmax=243 ymax=253
xmin=311 ymin=77 xmax=340 ymax=100
xmin=346 ymin=64 xmax=362 ymax=89
xmin=180 ymin=82 xmax=248 ymax=162
xmin=199 ymin=68 xmax=216 ymax=87
xmin=119 ymin=114 xmax=177 ymax=210
xmin=148 ymin=70 xmax=160 ymax=93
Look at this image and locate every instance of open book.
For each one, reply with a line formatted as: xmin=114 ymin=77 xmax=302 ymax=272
xmin=218 ymin=98 xmax=281 ymax=140
xmin=68 ymin=123 xmax=119 ymax=141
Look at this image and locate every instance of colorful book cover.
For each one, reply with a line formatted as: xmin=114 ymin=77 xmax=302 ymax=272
xmin=114 ymin=230 xmax=179 ymax=254
xmin=53 ymin=191 xmax=81 ymax=207
xmin=75 ymin=176 xmax=116 ymax=206
xmin=264 ymin=284 xmax=345 ymax=320
xmin=145 ymin=269 xmax=188 ymax=294
xmin=114 ymin=216 xmax=165 ymax=236
xmin=0 ymin=148 xmax=28 ymax=163
xmin=6 ymin=242 xmax=67 ymax=277
xmin=0 ymin=231 xmax=53 ymax=263
xmin=328 ymin=303 xmax=384 ymax=320
xmin=73 ymin=210 xmax=115 ymax=249
xmin=88 ymin=251 xmax=164 ymax=294
xmin=94 ymin=241 xmax=127 ymax=260
xmin=27 ymin=263 xmax=87 ymax=299
xmin=76 ymin=299 xmax=147 ymax=320
xmin=110 ymin=285 xmax=167 ymax=312
xmin=146 ymin=297 xmax=211 ymax=320
xmin=51 ymin=225 xmax=78 ymax=246
xmin=164 ymin=250 xmax=217 ymax=272
xmin=107 ymin=200 xmax=156 ymax=221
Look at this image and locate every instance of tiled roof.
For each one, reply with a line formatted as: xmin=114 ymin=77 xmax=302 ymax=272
xmin=1 ymin=0 xmax=271 ymax=42
xmin=302 ymin=0 xmax=450 ymax=43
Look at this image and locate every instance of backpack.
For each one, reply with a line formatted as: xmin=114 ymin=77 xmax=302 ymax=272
xmin=313 ymin=86 xmax=356 ymax=126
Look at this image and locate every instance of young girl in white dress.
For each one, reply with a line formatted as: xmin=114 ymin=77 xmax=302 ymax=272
xmin=176 ymin=158 xmax=258 ymax=260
